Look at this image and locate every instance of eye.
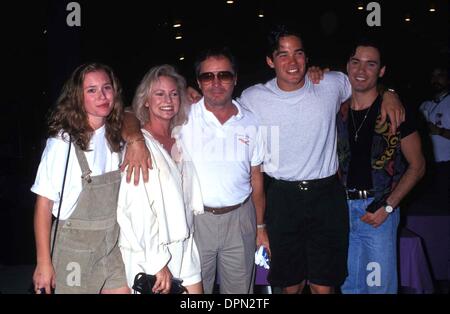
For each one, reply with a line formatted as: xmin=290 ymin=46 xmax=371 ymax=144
xmin=87 ymin=88 xmax=96 ymax=93
xmin=103 ymin=84 xmax=113 ymax=90
xmin=171 ymin=91 xmax=179 ymax=97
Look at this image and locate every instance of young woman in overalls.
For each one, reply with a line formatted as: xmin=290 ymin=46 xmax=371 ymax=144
xmin=31 ymin=63 xmax=129 ymax=294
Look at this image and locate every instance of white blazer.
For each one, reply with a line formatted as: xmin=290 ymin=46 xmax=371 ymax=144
xmin=117 ymin=129 xmax=204 ymax=276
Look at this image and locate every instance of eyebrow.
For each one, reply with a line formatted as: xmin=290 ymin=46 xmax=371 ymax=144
xmin=275 ymin=48 xmax=304 ymax=56
xmin=153 ymin=88 xmax=178 ymax=93
xmin=350 ymin=57 xmax=379 ymax=64
xmin=84 ymin=83 xmax=112 ymax=89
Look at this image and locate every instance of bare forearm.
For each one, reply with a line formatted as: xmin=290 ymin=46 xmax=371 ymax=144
xmin=34 ymin=197 xmax=53 ymax=264
xmin=253 ymin=189 xmax=266 ymax=226
xmin=251 ymin=166 xmax=266 ymax=225
xmin=387 ymin=165 xmax=425 ymax=208
xmin=122 ymin=111 xmax=144 ymax=142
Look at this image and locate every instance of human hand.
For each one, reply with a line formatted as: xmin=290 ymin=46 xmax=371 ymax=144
xmin=360 ymin=207 xmax=389 ymax=228
xmin=307 ymin=66 xmax=328 ymax=84
xmin=153 ymin=266 xmax=173 ymax=294
xmin=379 ymin=90 xmax=405 ymax=134
xmin=256 ymin=227 xmax=271 ymax=259
xmin=33 ymin=262 xmax=56 ymax=294
xmin=186 ymin=86 xmax=202 ymax=104
xmin=120 ymin=138 xmax=151 ymax=185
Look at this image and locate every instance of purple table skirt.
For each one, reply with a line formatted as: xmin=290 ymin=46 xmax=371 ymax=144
xmin=399 ymin=228 xmax=434 ymax=293
xmin=405 ymin=214 xmax=450 ymax=281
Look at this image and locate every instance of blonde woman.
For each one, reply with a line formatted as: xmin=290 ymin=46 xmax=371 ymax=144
xmin=117 ymin=65 xmax=203 ymax=294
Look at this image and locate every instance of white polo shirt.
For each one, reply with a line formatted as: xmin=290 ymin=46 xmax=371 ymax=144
xmin=178 ymin=98 xmax=264 ymax=208
xmin=31 ymin=126 xmax=121 ymax=220
xmin=420 ymin=92 xmax=450 ymax=162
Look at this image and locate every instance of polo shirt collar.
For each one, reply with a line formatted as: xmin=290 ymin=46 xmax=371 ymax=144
xmin=197 ymin=97 xmax=245 ymax=123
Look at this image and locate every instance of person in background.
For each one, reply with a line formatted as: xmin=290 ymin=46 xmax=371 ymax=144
xmin=419 ymin=65 xmax=450 ymax=208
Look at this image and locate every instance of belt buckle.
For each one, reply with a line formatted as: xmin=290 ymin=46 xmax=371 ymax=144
xmin=358 ymin=190 xmax=369 ymax=199
xmin=298 ymin=181 xmax=309 ymax=191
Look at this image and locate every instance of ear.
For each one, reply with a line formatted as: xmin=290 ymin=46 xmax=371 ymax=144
xmin=266 ymin=56 xmax=275 ymax=69
xmin=234 ymin=74 xmax=238 ymax=86
xmin=379 ymin=65 xmax=386 ymax=78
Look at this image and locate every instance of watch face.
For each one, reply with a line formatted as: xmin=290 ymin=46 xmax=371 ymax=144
xmin=385 ymin=205 xmax=394 ymax=213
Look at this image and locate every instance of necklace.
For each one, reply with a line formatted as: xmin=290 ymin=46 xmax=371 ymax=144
xmin=350 ymin=105 xmax=373 ymax=142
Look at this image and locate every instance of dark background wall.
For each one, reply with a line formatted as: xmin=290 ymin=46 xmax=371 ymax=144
xmin=1 ymin=0 xmax=448 ymax=266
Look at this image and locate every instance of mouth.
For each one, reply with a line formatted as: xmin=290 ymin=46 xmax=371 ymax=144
xmin=287 ymin=68 xmax=300 ymax=74
xmin=354 ymin=76 xmax=367 ymax=82
xmin=159 ymin=105 xmax=175 ymax=112
xmin=97 ymin=102 xmax=110 ymax=108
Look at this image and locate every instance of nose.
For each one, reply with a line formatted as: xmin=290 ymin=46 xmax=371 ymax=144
xmin=211 ymin=76 xmax=222 ymax=87
xmin=99 ymin=88 xmax=107 ymax=99
xmin=164 ymin=94 xmax=173 ymax=103
xmin=288 ymin=54 xmax=297 ymax=64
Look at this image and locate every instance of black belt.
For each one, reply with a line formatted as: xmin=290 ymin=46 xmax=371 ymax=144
xmin=274 ymin=174 xmax=337 ymax=191
xmin=346 ymin=189 xmax=375 ymax=200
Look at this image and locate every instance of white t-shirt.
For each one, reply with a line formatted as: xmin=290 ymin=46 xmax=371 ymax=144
xmin=179 ymin=99 xmax=265 ymax=207
xmin=31 ymin=126 xmax=121 ymax=220
xmin=420 ymin=93 xmax=450 ymax=162
xmin=239 ymin=72 xmax=351 ymax=181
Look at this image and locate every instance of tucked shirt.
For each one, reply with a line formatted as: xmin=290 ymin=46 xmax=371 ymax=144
xmin=179 ymin=98 xmax=265 ymax=207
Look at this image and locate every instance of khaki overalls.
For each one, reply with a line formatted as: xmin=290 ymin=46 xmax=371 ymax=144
xmin=52 ymin=144 xmax=127 ymax=293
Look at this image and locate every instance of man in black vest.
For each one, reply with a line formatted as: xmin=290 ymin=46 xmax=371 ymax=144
xmin=337 ymin=39 xmax=425 ymax=293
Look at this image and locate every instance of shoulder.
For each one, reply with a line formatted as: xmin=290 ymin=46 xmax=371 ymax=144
xmin=322 ymin=71 xmax=348 ymax=86
xmin=242 ymin=82 xmax=269 ymax=96
xmin=240 ymin=80 xmax=276 ymax=110
xmin=43 ymin=132 xmax=71 ymax=156
xmin=241 ymin=81 xmax=274 ymax=100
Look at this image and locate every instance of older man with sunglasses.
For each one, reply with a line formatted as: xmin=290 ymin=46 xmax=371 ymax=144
xmin=177 ymin=47 xmax=265 ymax=294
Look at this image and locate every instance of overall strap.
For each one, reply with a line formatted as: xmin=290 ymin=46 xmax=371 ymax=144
xmin=74 ymin=143 xmax=93 ymax=183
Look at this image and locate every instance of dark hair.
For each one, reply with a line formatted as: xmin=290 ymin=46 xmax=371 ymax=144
xmin=194 ymin=46 xmax=238 ymax=77
xmin=348 ymin=38 xmax=386 ymax=68
xmin=266 ymin=23 xmax=305 ymax=60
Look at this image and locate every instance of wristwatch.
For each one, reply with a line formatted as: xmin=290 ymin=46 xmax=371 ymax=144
xmin=384 ymin=202 xmax=394 ymax=213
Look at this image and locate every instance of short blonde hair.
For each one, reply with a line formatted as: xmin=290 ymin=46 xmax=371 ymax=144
xmin=132 ymin=64 xmax=188 ymax=130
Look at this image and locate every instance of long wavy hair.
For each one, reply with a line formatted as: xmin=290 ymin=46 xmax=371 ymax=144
xmin=48 ymin=63 xmax=124 ymax=152
xmin=132 ymin=64 xmax=188 ymax=131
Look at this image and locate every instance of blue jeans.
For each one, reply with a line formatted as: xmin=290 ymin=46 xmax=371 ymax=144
xmin=341 ymin=198 xmax=400 ymax=294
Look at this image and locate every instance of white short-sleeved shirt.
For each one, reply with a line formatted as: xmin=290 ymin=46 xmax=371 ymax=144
xmin=31 ymin=126 xmax=121 ymax=220
xmin=179 ymin=99 xmax=264 ymax=207
xmin=239 ymin=72 xmax=351 ymax=181
xmin=420 ymin=93 xmax=450 ymax=162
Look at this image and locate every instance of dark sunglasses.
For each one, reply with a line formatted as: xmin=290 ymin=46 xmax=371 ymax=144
xmin=197 ymin=71 xmax=235 ymax=83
